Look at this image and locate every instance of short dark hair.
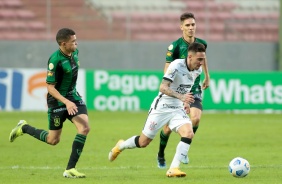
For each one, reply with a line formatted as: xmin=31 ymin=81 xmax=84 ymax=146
xmin=188 ymin=42 xmax=206 ymax=53
xmin=180 ymin=12 xmax=196 ymax=22
xmin=56 ymin=28 xmax=75 ymax=45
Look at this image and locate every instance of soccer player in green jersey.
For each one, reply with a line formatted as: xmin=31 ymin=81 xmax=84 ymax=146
xmin=9 ymin=28 xmax=90 ymax=178
xmin=157 ymin=12 xmax=210 ymax=168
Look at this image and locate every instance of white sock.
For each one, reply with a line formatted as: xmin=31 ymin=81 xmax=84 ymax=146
xmin=170 ymin=141 xmax=190 ymax=169
xmin=119 ymin=136 xmax=138 ymax=150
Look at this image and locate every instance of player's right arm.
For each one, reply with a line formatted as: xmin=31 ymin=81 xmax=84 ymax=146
xmin=160 ymin=79 xmax=194 ymax=104
xmin=164 ymin=42 xmax=178 ymax=73
xmin=46 ymin=56 xmax=77 ymax=115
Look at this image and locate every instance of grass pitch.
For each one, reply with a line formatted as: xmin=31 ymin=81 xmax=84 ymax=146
xmin=0 ymin=111 xmax=281 ymax=184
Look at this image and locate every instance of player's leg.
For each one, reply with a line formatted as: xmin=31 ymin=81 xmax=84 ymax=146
xmin=64 ymin=103 xmax=90 ymax=178
xmin=157 ymin=125 xmax=171 ymax=168
xmin=9 ymin=110 xmax=63 ymax=144
xmin=167 ymin=122 xmax=194 ymax=177
xmin=108 ymin=133 xmax=153 ymax=161
xmin=109 ymin=108 xmax=168 ymax=162
xmin=190 ymin=97 xmax=203 ymax=134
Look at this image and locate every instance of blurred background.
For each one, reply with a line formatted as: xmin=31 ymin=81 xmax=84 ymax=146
xmin=0 ymin=0 xmax=281 ymax=112
xmin=0 ymin=0 xmax=280 ymax=70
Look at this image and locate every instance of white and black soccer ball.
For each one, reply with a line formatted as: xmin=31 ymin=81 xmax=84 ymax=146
xmin=229 ymin=157 xmax=250 ymax=178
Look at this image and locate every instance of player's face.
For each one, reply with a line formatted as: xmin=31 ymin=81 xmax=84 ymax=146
xmin=63 ymin=35 xmax=77 ymax=53
xmin=180 ymin=18 xmax=196 ymax=38
xmin=188 ymin=52 xmax=205 ymax=70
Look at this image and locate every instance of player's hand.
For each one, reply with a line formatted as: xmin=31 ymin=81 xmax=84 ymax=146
xmin=65 ymin=101 xmax=78 ymax=115
xmin=202 ymin=78 xmax=210 ymax=90
xmin=184 ymin=102 xmax=190 ymax=114
xmin=183 ymin=92 xmax=194 ymax=104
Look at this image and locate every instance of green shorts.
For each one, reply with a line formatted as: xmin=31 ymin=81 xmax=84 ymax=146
xmin=47 ymin=100 xmax=88 ymax=130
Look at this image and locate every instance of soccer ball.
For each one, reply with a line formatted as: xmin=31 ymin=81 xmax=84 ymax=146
xmin=228 ymin=157 xmax=250 ymax=178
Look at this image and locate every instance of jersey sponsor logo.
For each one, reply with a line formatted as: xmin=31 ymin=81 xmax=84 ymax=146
xmin=180 ymin=54 xmax=186 ymax=59
xmin=168 ymin=44 xmax=173 ymax=50
xmin=47 ymin=70 xmax=54 ymax=77
xmin=166 ymin=51 xmax=172 ymax=57
xmin=163 ymin=103 xmax=182 ymax=109
xmin=48 ymin=63 xmax=54 ymax=70
xmin=53 ymin=107 xmax=67 ymax=113
xmin=176 ymin=84 xmax=191 ymax=94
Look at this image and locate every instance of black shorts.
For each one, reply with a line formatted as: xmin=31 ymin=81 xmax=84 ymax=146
xmin=190 ymin=94 xmax=203 ymax=111
xmin=47 ymin=100 xmax=88 ymax=130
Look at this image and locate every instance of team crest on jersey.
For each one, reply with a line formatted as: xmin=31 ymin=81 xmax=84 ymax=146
xmin=49 ymin=63 xmax=54 ymax=70
xmin=47 ymin=70 xmax=54 ymax=77
xmin=168 ymin=44 xmax=173 ymax=50
xmin=166 ymin=51 xmax=172 ymax=57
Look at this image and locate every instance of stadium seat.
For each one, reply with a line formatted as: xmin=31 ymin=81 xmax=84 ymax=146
xmin=27 ymin=21 xmax=46 ymax=31
xmin=0 ymin=10 xmax=18 ymax=19
xmin=16 ymin=10 xmax=35 ymax=20
xmin=0 ymin=21 xmax=10 ymax=30
xmin=3 ymin=0 xmax=23 ymax=9
xmin=9 ymin=21 xmax=28 ymax=30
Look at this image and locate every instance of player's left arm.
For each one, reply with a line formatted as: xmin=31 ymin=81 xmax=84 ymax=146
xmin=202 ymin=57 xmax=210 ymax=89
xmin=202 ymin=43 xmax=210 ymax=90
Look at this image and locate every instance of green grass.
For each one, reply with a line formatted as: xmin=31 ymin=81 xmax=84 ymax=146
xmin=0 ymin=111 xmax=282 ymax=184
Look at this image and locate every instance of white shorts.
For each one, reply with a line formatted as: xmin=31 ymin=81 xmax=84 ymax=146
xmin=142 ymin=108 xmax=192 ymax=139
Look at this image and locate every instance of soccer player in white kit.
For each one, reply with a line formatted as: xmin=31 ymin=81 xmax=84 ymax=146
xmin=108 ymin=42 xmax=206 ymax=177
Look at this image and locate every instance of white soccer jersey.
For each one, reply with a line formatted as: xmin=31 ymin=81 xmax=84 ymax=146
xmin=151 ymin=58 xmax=202 ymax=111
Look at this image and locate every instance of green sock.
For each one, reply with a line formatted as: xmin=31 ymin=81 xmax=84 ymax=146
xmin=66 ymin=134 xmax=87 ymax=170
xmin=158 ymin=130 xmax=170 ymax=158
xmin=193 ymin=126 xmax=199 ymax=134
xmin=22 ymin=124 xmax=48 ymax=143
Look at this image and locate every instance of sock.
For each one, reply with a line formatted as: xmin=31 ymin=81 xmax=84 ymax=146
xmin=170 ymin=138 xmax=191 ymax=169
xmin=158 ymin=130 xmax=170 ymax=158
xmin=22 ymin=124 xmax=48 ymax=143
xmin=119 ymin=136 xmax=138 ymax=150
xmin=193 ymin=126 xmax=199 ymax=134
xmin=66 ymin=134 xmax=87 ymax=170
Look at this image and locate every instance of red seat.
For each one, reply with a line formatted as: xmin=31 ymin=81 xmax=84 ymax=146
xmin=3 ymin=0 xmax=23 ymax=8
xmin=0 ymin=10 xmax=17 ymax=19
xmin=112 ymin=12 xmax=126 ymax=22
xmin=16 ymin=10 xmax=35 ymax=20
xmin=27 ymin=21 xmax=46 ymax=30
xmin=130 ymin=13 xmax=147 ymax=22
xmin=10 ymin=21 xmax=28 ymax=30
xmin=0 ymin=21 xmax=10 ymax=30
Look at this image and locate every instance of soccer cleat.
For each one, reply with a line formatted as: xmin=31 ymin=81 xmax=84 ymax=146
xmin=181 ymin=156 xmax=189 ymax=164
xmin=157 ymin=155 xmax=166 ymax=169
xmin=9 ymin=120 xmax=27 ymax=142
xmin=108 ymin=139 xmax=124 ymax=161
xmin=166 ymin=168 xmax=186 ymax=177
xmin=63 ymin=168 xmax=86 ymax=178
